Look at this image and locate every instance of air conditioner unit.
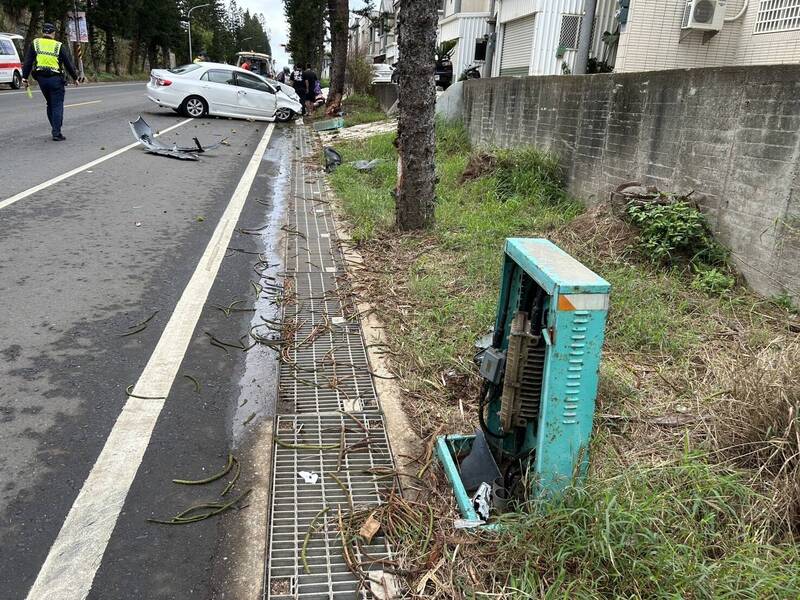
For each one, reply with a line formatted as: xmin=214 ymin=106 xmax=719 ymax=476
xmin=682 ymin=0 xmax=727 ymax=31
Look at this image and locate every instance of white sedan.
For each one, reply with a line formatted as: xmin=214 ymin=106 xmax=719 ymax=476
xmin=146 ymin=62 xmax=303 ymax=122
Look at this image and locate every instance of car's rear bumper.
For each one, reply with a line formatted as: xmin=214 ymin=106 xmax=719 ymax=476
xmin=146 ymin=83 xmax=181 ymax=109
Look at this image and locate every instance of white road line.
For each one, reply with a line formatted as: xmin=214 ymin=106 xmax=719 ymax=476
xmin=0 ymin=82 xmax=145 ymax=96
xmin=64 ymin=100 xmax=102 ymax=108
xmin=25 ymin=123 xmax=276 ymax=600
xmin=0 ymin=118 xmax=192 ymax=211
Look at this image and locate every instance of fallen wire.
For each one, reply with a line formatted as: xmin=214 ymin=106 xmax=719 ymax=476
xmin=302 ymin=506 xmax=331 ymax=574
xmin=183 ymin=374 xmax=201 ymax=393
xmin=119 ymin=310 xmax=159 ymax=337
xmin=125 ymin=384 xmax=165 ymax=400
xmin=147 ymin=488 xmax=252 ymax=525
xmin=173 ymin=453 xmax=234 ymax=485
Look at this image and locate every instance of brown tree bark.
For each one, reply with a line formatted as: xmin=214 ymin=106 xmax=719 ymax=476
xmin=395 ymin=0 xmax=438 ymax=231
xmin=325 ymin=0 xmax=348 ymax=112
xmin=23 ymin=7 xmax=41 ymax=53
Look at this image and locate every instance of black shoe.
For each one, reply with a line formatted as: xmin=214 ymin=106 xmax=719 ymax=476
xmin=52 ymin=134 xmax=66 ymax=141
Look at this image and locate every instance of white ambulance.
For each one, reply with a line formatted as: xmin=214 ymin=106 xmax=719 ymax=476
xmin=0 ymin=33 xmax=23 ymax=89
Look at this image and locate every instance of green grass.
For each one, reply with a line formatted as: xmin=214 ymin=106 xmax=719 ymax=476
xmin=328 ymin=121 xmax=800 ymax=597
xmin=341 ymin=93 xmax=386 ymax=127
xmin=498 ymin=457 xmax=800 ymax=599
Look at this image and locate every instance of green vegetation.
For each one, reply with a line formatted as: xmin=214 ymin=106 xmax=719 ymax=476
xmin=626 ymin=199 xmax=728 ymax=267
xmin=497 ymin=457 xmax=800 ymax=599
xmin=341 ymin=93 xmax=386 ymax=128
xmin=329 ymin=121 xmax=800 ymax=597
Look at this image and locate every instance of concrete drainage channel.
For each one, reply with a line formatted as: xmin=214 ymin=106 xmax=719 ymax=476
xmin=264 ymin=125 xmax=398 ymax=599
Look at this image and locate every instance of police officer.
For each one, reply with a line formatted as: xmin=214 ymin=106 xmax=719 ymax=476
xmin=21 ymin=23 xmax=80 ymax=141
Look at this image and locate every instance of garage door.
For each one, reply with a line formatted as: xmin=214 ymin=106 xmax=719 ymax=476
xmin=500 ymin=15 xmax=535 ymax=77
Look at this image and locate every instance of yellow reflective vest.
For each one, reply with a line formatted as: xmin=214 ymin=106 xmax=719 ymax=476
xmin=33 ymin=38 xmax=62 ymax=72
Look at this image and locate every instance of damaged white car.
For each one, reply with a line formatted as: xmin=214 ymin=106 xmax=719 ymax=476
xmin=146 ymin=62 xmax=302 ymax=122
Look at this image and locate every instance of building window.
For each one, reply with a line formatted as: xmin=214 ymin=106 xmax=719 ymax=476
xmin=559 ymin=14 xmax=582 ymax=49
xmin=755 ymin=0 xmax=800 ymax=34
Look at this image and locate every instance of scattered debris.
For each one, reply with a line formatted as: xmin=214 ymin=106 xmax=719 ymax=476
xmin=119 ymin=310 xmax=158 ymax=337
xmin=358 ymin=511 xmax=381 ymax=543
xmin=454 ymin=518 xmax=486 ymax=529
xmin=298 ymin=471 xmax=319 ymax=484
xmin=182 ymin=374 xmax=201 ymax=393
xmin=147 ymin=488 xmax=251 ymax=525
xmin=317 ymin=120 xmax=397 ymax=144
xmin=324 ymin=146 xmax=342 ymax=172
xmin=129 ymin=116 xmax=227 ymax=161
xmin=302 ymin=507 xmax=331 ymax=574
xmin=313 ymin=117 xmax=344 ymax=132
xmin=458 ymin=151 xmax=498 ymax=184
xmin=353 ymin=159 xmax=384 ymax=172
xmin=173 ymin=453 xmax=235 ymax=485
xmin=471 ymin=482 xmax=492 ymax=521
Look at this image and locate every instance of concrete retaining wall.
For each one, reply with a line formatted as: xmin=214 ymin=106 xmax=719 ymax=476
xmin=450 ymin=67 xmax=800 ymax=301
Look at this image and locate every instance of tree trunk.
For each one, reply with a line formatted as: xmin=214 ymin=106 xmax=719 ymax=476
xmin=23 ymin=7 xmax=40 ymax=53
xmin=395 ymin=0 xmax=438 ymax=231
xmin=128 ymin=34 xmax=140 ymax=76
xmin=104 ymin=30 xmax=113 ymax=73
xmin=87 ymin=18 xmax=100 ymax=74
xmin=326 ymin=0 xmax=348 ymax=112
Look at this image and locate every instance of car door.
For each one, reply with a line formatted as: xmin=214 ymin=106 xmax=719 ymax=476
xmin=198 ymin=68 xmax=239 ymax=115
xmin=233 ymin=72 xmax=277 ymax=120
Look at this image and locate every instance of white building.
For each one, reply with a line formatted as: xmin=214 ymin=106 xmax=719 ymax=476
xmin=438 ymin=0 xmax=493 ymax=77
xmin=490 ymin=0 xmax=620 ymax=77
xmin=615 ymin=0 xmax=800 ymax=72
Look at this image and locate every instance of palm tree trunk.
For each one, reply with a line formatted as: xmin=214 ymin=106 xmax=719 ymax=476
xmin=395 ymin=0 xmax=438 ymax=230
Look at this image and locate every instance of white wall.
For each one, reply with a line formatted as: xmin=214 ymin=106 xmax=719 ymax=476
xmin=616 ymin=0 xmax=800 ymax=72
xmin=493 ymin=0 xmax=618 ymax=76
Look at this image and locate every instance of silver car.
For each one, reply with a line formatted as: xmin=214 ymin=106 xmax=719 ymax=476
xmin=146 ymin=62 xmax=303 ymax=122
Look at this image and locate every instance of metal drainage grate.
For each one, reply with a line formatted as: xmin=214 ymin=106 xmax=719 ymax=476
xmin=266 ymin=413 xmax=396 ymax=599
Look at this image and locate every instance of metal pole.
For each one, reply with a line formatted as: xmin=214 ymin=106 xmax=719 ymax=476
xmin=187 ymin=4 xmax=210 ymax=63
xmin=483 ymin=0 xmax=497 ymax=78
xmin=72 ymin=0 xmax=85 ymax=79
xmin=574 ymin=0 xmax=598 ymax=75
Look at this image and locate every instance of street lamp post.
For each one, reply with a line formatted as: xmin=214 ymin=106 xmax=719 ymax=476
xmin=187 ymin=3 xmax=210 ymax=63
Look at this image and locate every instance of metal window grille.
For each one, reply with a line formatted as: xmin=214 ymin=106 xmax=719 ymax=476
xmin=755 ymin=0 xmax=800 ymax=33
xmin=559 ymin=14 xmax=581 ymax=49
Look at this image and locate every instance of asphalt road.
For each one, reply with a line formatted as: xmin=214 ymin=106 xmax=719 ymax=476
xmin=0 ymin=82 xmax=291 ymax=599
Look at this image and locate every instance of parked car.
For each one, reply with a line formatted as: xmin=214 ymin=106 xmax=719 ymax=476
xmin=146 ymin=62 xmax=303 ymax=122
xmin=371 ymin=63 xmax=394 ymax=85
xmin=0 ymin=32 xmax=23 ymax=89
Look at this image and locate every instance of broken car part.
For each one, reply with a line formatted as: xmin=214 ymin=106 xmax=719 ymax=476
xmin=129 ymin=116 xmax=227 ymax=161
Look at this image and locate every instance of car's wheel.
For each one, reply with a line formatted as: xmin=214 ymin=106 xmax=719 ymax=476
xmin=11 ymin=71 xmax=22 ymax=90
xmin=274 ymin=106 xmax=294 ymax=123
xmin=180 ymin=96 xmax=208 ymax=118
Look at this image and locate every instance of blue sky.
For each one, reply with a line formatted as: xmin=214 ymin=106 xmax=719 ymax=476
xmin=238 ymin=0 xmax=369 ymax=68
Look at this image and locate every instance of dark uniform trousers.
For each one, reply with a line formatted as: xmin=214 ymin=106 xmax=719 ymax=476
xmin=37 ymin=74 xmax=66 ymax=137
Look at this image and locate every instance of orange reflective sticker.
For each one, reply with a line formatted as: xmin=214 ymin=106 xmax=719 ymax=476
xmin=558 ymin=295 xmax=576 ymax=311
